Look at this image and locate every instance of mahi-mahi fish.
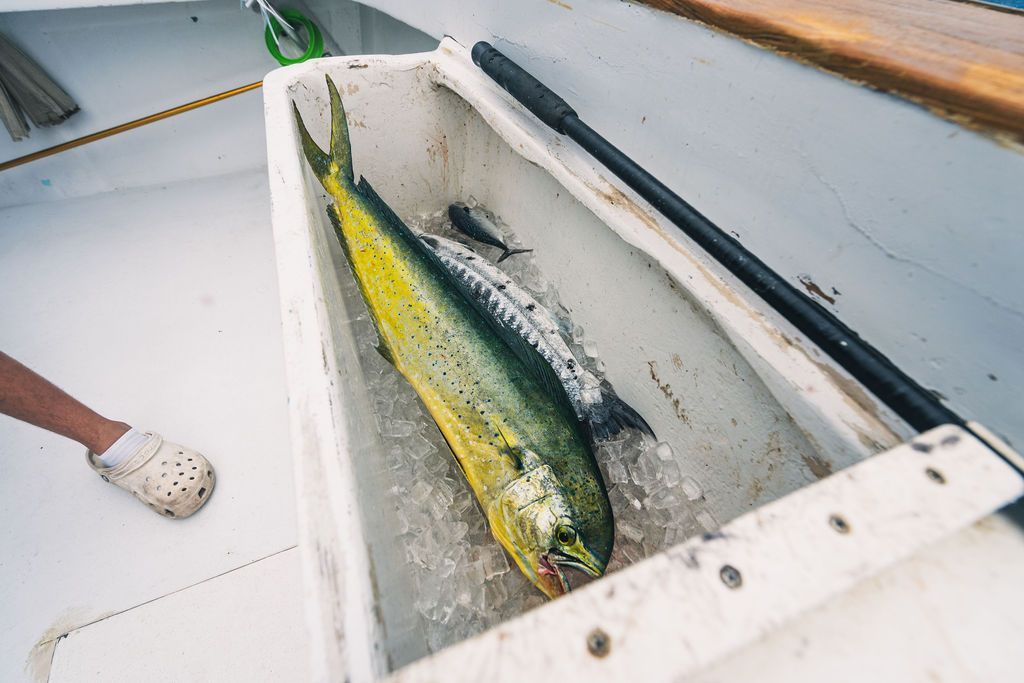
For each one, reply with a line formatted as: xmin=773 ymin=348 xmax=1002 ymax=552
xmin=419 ymin=233 xmax=654 ymax=442
xmin=292 ymin=76 xmax=612 ymax=598
xmin=448 ymin=202 xmax=532 ymax=263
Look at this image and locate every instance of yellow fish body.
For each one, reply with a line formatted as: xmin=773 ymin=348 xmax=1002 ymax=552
xmin=293 ymin=76 xmax=612 ymax=597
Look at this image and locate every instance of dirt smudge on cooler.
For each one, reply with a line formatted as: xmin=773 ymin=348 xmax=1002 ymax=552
xmin=801 ymin=452 xmax=834 ymax=479
xmin=647 ymin=360 xmax=691 ymax=425
xmin=798 ymin=274 xmax=837 ymax=304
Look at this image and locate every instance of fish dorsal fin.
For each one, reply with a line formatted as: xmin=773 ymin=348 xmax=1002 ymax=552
xmin=355 ymin=176 xmax=436 ymax=257
xmin=420 ymin=237 xmax=583 ymax=428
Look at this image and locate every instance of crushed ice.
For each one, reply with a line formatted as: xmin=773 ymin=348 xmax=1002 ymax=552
xmin=345 ymin=207 xmax=716 ymax=654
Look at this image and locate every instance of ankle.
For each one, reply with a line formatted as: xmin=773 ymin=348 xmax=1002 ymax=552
xmin=90 ymin=420 xmax=131 ymax=454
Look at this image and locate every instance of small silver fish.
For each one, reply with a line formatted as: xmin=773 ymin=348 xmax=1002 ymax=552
xmin=420 ymin=233 xmax=654 ymax=442
xmin=448 ymin=202 xmax=532 ymax=263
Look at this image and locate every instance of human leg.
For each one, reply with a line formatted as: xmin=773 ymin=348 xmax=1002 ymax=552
xmin=0 ymin=350 xmax=129 ymax=453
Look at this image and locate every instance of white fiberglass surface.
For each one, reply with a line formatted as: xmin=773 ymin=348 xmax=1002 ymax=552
xmin=0 ymin=170 xmax=299 ymax=681
xmin=283 ymin=61 xmax=831 ymax=669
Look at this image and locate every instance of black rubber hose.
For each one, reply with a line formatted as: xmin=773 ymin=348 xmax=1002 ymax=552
xmin=472 ymin=41 xmax=962 ymax=434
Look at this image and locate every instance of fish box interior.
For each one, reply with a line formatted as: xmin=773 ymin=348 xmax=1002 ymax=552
xmin=264 ymin=39 xmax=911 ymax=678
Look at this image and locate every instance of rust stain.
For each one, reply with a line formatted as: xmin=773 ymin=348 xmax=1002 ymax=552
xmin=547 ymin=0 xmax=573 ymax=9
xmin=647 ymin=360 xmax=692 ymax=425
xmin=798 ymin=274 xmax=836 ymax=304
xmin=347 ymin=63 xmax=368 ymax=69
xmin=801 ymin=452 xmax=834 ymax=479
xmin=345 ymin=113 xmax=367 ymax=129
xmin=346 ymin=83 xmax=360 ymax=95
xmin=671 ymin=353 xmax=684 ymax=369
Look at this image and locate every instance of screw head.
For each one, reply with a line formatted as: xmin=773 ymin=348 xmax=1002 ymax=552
xmin=587 ymin=628 xmax=610 ymax=658
xmin=925 ymin=467 xmax=946 ymax=484
xmin=829 ymin=514 xmax=850 ymax=534
xmin=720 ymin=564 xmax=742 ymax=589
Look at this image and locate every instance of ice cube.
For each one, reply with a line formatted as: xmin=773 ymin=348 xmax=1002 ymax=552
xmin=410 ymin=480 xmax=432 ymax=505
xmin=609 ymin=484 xmax=642 ymax=512
xmin=681 ymin=476 xmax=703 ymax=501
xmin=605 ymin=459 xmax=629 ymax=484
xmin=409 ymin=528 xmax=439 ymax=570
xmin=452 ymin=490 xmax=474 ymax=515
xmin=599 ymin=438 xmax=624 ymax=462
xmin=664 ymin=523 xmax=689 ymax=547
xmin=648 ymin=487 xmax=681 ymax=510
xmin=407 ymin=433 xmax=435 ymax=460
xmin=661 ymin=459 xmax=682 ymax=487
xmin=696 ymin=509 xmax=719 ymax=533
xmin=480 ymin=544 xmax=511 ymax=579
xmin=435 ymin=477 xmax=456 ymax=504
xmin=641 ymin=519 xmax=665 ymax=556
xmin=382 ymin=418 xmax=416 ymax=438
xmin=426 ymin=490 xmax=449 ymax=520
xmin=415 ymin=570 xmax=443 ymax=614
xmin=628 ymin=450 xmax=661 ymax=487
xmin=373 ymin=393 xmax=396 ymax=417
xmin=621 ymin=540 xmax=644 ymax=564
xmin=654 ymin=442 xmax=674 ymax=461
xmin=438 ymin=557 xmax=457 ymax=578
xmin=618 ymin=519 xmax=644 ymax=544
xmin=424 ymin=452 xmax=451 ymax=476
xmin=485 ymin=576 xmax=509 ymax=610
xmin=449 ymin=521 xmax=469 ymax=543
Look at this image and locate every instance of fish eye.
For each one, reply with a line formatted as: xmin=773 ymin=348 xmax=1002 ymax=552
xmin=555 ymin=524 xmax=577 ymax=546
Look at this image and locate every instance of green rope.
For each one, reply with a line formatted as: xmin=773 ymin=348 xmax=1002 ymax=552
xmin=264 ymin=9 xmax=324 ymax=66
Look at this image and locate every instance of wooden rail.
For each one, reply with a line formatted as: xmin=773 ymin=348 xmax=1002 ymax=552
xmin=638 ymin=0 xmax=1024 ymax=143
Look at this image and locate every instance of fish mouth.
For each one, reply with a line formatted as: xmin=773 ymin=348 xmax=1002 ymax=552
xmin=536 ymin=548 xmax=605 ymax=599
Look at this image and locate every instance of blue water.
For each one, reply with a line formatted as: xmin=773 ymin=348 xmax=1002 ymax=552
xmin=976 ymin=0 xmax=1024 ymax=9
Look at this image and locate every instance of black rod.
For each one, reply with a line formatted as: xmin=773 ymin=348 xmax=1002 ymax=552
xmin=471 ymin=41 xmax=961 ymax=435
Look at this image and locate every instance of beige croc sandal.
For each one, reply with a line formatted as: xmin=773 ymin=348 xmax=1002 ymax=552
xmin=87 ymin=432 xmax=216 ymax=518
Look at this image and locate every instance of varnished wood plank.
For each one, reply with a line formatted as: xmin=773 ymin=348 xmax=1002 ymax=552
xmin=638 ymin=0 xmax=1024 ymax=142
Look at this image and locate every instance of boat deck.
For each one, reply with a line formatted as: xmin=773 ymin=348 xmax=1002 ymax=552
xmin=0 ymin=169 xmax=307 ymax=681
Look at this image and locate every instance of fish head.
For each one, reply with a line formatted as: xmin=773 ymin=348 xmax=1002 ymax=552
xmin=449 ymin=202 xmax=497 ymax=226
xmin=489 ymin=459 xmax=608 ymax=600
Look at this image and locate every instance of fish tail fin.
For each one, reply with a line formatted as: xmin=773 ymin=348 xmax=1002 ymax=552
xmin=497 ymin=247 xmax=533 ymax=263
xmin=291 ymin=75 xmax=354 ymax=187
xmin=592 ymin=388 xmax=656 ymax=441
xmin=325 ymin=75 xmax=354 ymax=181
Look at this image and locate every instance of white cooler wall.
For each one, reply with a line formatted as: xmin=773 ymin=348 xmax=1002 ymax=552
xmin=359 ymin=0 xmax=1024 ymax=451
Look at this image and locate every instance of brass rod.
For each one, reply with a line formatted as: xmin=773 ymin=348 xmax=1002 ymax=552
xmin=0 ymin=81 xmax=263 ymax=173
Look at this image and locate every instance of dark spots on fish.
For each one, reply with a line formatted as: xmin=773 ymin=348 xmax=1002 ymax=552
xmin=497 ymin=285 xmax=506 ymax=290
xmin=526 ymin=303 xmax=536 ymax=311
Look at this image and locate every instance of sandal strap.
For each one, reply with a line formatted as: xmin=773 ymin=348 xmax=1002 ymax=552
xmin=86 ymin=432 xmax=163 ymax=480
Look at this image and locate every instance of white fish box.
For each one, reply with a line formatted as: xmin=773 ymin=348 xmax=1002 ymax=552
xmin=263 ymin=38 xmax=1023 ymax=682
